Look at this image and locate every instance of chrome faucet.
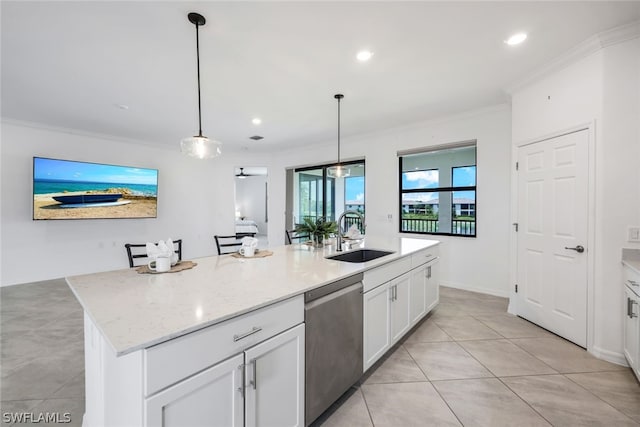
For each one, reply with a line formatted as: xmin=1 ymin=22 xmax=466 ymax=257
xmin=336 ymin=210 xmax=365 ymax=251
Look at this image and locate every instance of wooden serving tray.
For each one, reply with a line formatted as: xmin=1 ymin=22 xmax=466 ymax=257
xmin=230 ymin=250 xmax=274 ymax=259
xmin=136 ymin=260 xmax=197 ymax=274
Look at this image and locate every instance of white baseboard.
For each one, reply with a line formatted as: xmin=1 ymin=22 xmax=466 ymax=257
xmin=440 ymin=280 xmax=510 ymax=298
xmin=589 ymin=345 xmax=628 ymax=367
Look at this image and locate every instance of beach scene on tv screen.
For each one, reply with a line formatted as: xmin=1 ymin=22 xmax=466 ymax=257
xmin=33 ymin=158 xmax=158 ymax=220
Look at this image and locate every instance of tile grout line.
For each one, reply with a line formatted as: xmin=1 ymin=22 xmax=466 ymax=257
xmin=496 ymin=376 xmax=555 ymax=426
xmin=357 ymin=384 xmax=377 ymax=427
xmin=562 ymin=373 xmax=640 ymax=424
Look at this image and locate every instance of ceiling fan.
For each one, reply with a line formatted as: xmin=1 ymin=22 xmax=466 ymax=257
xmin=235 ymin=168 xmax=254 ymax=179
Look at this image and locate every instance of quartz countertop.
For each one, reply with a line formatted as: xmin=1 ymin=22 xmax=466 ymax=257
xmin=67 ymin=236 xmax=439 ymax=356
xmin=622 ymin=248 xmax=640 ymax=275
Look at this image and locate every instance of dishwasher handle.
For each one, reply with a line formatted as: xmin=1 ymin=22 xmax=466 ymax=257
xmin=304 ymin=282 xmax=362 ymax=310
xmin=304 ymin=273 xmax=364 ymax=303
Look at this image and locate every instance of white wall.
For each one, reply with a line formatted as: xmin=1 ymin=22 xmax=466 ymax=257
xmin=1 ymin=106 xmax=512 ymax=299
xmin=510 ymin=37 xmax=640 ymax=362
xmin=0 ymin=122 xmax=266 ymax=285
xmin=235 ymin=175 xmax=268 ymax=233
xmin=266 ymin=105 xmax=512 ymax=297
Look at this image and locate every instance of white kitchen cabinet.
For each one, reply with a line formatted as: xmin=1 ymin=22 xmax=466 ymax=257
xmin=363 ymin=247 xmax=440 ymax=371
xmin=145 ymin=324 xmax=304 ymax=427
xmin=410 ymin=265 xmax=427 ymax=324
xmin=145 ymin=353 xmax=245 ymax=427
xmin=245 ymin=324 xmax=304 ymax=427
xmin=425 ymin=258 xmax=439 ymax=313
xmin=623 ymin=286 xmax=638 ymax=372
xmin=409 ymin=255 xmax=439 ymax=326
xmin=363 ymin=281 xmax=391 ymax=370
xmin=390 ymin=272 xmax=411 ymax=344
xmin=364 ymin=277 xmax=410 ymax=371
xmin=623 ymin=265 xmax=640 ymax=380
xmin=82 ymin=296 xmax=304 ymax=427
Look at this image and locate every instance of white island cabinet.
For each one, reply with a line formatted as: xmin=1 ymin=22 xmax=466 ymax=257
xmin=83 ymin=295 xmax=304 ymax=427
xmin=67 ymin=237 xmax=440 ymax=426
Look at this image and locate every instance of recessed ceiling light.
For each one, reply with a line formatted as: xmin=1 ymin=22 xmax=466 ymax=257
xmin=252 ymin=117 xmax=262 ymax=125
xmin=249 ymin=135 xmax=264 ymax=141
xmin=505 ymin=33 xmax=527 ymax=46
xmin=114 ymin=104 xmax=129 ymax=110
xmin=356 ymin=50 xmax=374 ymax=62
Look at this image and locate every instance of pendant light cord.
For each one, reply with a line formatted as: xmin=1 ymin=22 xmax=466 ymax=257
xmin=195 ymin=21 xmax=203 ymax=138
xmin=337 ymin=96 xmax=341 ymax=163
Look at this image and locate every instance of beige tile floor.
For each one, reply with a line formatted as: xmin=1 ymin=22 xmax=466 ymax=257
xmin=2 ymin=280 xmax=639 ymax=426
xmin=318 ymin=286 xmax=640 ymax=426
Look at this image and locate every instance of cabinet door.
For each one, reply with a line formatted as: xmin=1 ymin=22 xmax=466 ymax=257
xmin=390 ymin=273 xmax=411 ymax=344
xmin=409 ymin=265 xmax=427 ymax=325
xmin=244 ymin=323 xmax=304 ymax=427
xmin=623 ymin=287 xmax=639 ymax=371
xmin=145 ymin=353 xmax=244 ymax=427
xmin=425 ymin=258 xmax=440 ymax=313
xmin=363 ymin=283 xmax=391 ymax=371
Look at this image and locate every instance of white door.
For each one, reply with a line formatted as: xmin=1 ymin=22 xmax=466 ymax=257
xmin=516 ymin=129 xmax=589 ymax=347
xmin=145 ymin=353 xmax=244 ymax=427
xmin=244 ymin=324 xmax=304 ymax=427
xmin=363 ymin=283 xmax=391 ymax=370
xmin=390 ymin=273 xmax=411 ymax=344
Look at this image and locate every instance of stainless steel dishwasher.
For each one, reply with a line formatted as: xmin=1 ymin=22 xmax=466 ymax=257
xmin=304 ymin=273 xmax=363 ymax=426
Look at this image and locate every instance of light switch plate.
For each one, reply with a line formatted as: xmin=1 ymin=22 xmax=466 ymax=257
xmin=629 ymin=227 xmax=640 ymax=242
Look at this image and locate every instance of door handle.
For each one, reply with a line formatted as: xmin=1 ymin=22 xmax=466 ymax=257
xmin=565 ymin=245 xmax=585 ymax=253
xmin=238 ymin=364 xmax=245 ymax=397
xmin=630 ymin=298 xmax=638 ymax=319
xmin=252 ymin=359 xmax=257 ymax=389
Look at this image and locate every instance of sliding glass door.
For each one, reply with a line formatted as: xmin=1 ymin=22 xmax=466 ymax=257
xmin=292 ymin=160 xmax=365 ymax=229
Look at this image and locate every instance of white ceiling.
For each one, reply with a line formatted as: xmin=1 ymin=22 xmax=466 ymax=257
xmin=2 ymin=2 xmax=639 ymax=153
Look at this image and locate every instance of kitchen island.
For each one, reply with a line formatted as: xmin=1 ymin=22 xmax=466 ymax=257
xmin=67 ymin=236 xmax=440 ymax=427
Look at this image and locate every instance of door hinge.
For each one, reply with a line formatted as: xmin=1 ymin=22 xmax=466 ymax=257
xmin=513 ymin=223 xmax=518 ymax=232
xmin=515 ymin=284 xmax=518 ymax=293
xmin=515 ymin=162 xmax=519 ymax=171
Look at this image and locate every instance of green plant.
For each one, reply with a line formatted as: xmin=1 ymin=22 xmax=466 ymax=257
xmin=294 ymin=216 xmax=337 ymax=241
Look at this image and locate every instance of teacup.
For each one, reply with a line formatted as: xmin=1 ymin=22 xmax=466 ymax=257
xmin=239 ymin=246 xmax=255 ymax=257
xmin=149 ymin=256 xmax=171 ymax=273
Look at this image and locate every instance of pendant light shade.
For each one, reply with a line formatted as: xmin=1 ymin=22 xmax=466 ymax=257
xmin=327 ymin=94 xmax=350 ymax=179
xmin=181 ymin=12 xmax=222 ymax=159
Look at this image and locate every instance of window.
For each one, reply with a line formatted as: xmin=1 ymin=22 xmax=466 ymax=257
xmin=399 ymin=142 xmax=476 ymax=237
xmin=292 ymin=160 xmax=365 ymax=230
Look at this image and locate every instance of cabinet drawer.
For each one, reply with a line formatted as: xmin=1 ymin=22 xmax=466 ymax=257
xmin=624 ymin=266 xmax=640 ymax=297
xmin=144 ymin=295 xmax=303 ymax=396
xmin=411 ymin=246 xmax=439 ymax=268
xmin=363 ymin=257 xmax=412 ymax=293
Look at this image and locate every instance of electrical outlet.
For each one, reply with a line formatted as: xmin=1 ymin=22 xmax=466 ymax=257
xmin=629 ymin=227 xmax=640 ymax=242
xmin=387 ymin=214 xmax=393 ymax=222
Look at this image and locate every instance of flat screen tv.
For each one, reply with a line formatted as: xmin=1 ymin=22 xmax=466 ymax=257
xmin=33 ymin=157 xmax=158 ymax=220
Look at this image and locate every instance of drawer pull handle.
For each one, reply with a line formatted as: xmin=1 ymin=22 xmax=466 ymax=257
xmin=233 ymin=327 xmax=262 ymax=342
xmin=628 ymin=280 xmax=639 ymax=287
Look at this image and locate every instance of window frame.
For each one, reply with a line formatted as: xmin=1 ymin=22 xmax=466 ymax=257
xmin=294 ymin=159 xmax=365 ymax=222
xmin=398 ymin=144 xmax=477 ymax=238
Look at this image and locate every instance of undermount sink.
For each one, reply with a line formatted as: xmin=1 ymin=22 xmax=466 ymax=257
xmin=327 ymin=249 xmax=394 ymax=263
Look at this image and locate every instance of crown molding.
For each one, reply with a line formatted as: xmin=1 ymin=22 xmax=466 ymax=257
xmin=505 ymin=20 xmax=640 ymax=94
xmin=0 ymin=117 xmax=178 ymax=152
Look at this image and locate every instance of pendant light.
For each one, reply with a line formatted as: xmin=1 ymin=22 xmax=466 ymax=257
xmin=180 ymin=12 xmax=222 ymax=159
xmin=327 ymin=94 xmax=350 ymax=178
